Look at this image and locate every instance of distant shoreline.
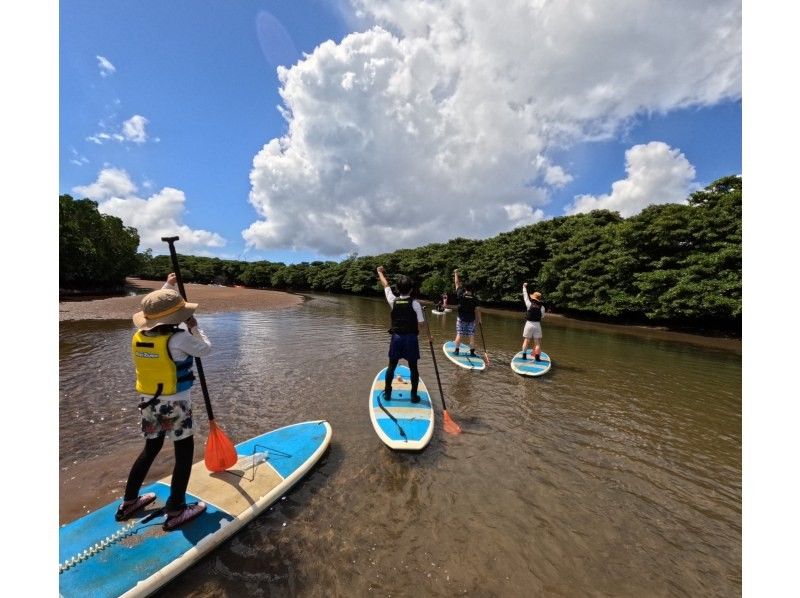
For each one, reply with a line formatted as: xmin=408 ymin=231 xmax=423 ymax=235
xmin=478 ymin=304 xmax=741 ymax=353
xmin=58 ymin=278 xmax=304 ymax=322
xmin=59 ymin=279 xmax=740 ymax=353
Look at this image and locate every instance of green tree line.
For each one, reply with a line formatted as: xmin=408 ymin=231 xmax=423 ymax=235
xmin=60 ymin=176 xmax=741 ymax=332
xmin=59 ymin=194 xmax=141 ymax=291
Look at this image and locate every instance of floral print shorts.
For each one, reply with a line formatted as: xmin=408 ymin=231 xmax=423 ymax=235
xmin=140 ymin=398 xmax=194 ymax=441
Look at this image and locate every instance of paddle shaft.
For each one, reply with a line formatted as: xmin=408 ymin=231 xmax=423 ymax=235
xmin=161 ymin=236 xmax=216 ymax=421
xmin=479 ymin=321 xmax=491 ymax=364
xmin=421 ymin=306 xmax=449 ymax=411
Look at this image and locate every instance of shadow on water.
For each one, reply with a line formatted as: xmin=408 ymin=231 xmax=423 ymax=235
xmin=61 ymin=292 xmax=741 ymax=597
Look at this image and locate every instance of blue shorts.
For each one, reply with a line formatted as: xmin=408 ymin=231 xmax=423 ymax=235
xmin=456 ymin=318 xmax=476 ymax=336
xmin=388 ymin=333 xmax=420 ymax=362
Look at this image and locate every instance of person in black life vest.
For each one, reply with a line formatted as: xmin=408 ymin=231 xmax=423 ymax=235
xmin=116 ymin=273 xmax=210 ymax=531
xmin=376 ymin=266 xmax=432 ymax=403
xmin=453 ymin=269 xmax=482 ymax=356
xmin=521 ymin=283 xmax=546 ymax=361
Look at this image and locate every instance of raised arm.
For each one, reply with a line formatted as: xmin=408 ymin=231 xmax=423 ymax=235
xmin=522 ymin=282 xmax=531 ymax=309
xmin=454 ymin=269 xmax=461 ymax=290
xmin=162 ymin=272 xmax=178 ymax=290
xmin=376 ymin=265 xmax=389 ymax=288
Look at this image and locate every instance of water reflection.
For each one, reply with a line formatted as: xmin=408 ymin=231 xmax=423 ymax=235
xmin=59 ymin=293 xmax=741 ymax=596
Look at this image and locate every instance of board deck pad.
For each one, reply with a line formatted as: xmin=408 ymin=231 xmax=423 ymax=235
xmin=369 ymin=364 xmax=434 ymax=450
xmin=59 ymin=420 xmax=332 ymax=598
xmin=442 ymin=341 xmax=486 ymax=371
xmin=510 ymin=351 xmax=552 ymax=376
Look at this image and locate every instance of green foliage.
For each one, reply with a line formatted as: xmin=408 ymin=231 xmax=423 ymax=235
xmin=419 ymin=272 xmax=449 ymax=298
xmin=59 ymin=195 xmax=140 ymax=289
xmin=62 ymin=175 xmax=741 ymax=331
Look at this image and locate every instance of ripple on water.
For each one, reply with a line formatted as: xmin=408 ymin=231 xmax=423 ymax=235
xmin=60 ymin=296 xmax=741 ymax=597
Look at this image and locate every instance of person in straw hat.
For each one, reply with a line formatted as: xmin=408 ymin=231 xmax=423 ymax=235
xmin=116 ymin=273 xmax=211 ymax=531
xmin=520 ymin=283 xmax=546 ymax=361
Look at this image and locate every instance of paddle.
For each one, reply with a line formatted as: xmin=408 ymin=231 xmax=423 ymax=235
xmin=162 ymin=236 xmax=238 ymax=472
xmin=422 ymin=306 xmax=461 ymax=435
xmin=478 ymin=321 xmax=492 ymax=366
xmin=376 ymin=391 xmax=407 ymax=440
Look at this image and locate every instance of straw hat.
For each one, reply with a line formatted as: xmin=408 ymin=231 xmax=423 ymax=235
xmin=132 ymin=289 xmax=198 ymax=330
xmin=530 ymin=291 xmax=543 ymax=302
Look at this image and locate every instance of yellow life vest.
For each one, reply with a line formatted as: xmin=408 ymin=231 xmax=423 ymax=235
xmin=132 ymin=330 xmax=195 ymax=396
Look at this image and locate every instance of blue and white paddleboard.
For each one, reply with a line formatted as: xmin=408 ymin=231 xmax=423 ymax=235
xmin=59 ymin=420 xmax=332 ymax=598
xmin=442 ymin=341 xmax=486 ymax=371
xmin=369 ymin=365 xmax=434 ymax=450
xmin=510 ymin=351 xmax=552 ymax=376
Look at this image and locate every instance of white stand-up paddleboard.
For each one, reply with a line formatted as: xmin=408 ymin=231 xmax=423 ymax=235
xmin=431 ymin=309 xmax=446 ymax=315
xmin=442 ymin=341 xmax=486 ymax=371
xmin=369 ymin=364 xmax=434 ymax=450
xmin=510 ymin=351 xmax=552 ymax=376
xmin=59 ymin=421 xmax=332 ymax=597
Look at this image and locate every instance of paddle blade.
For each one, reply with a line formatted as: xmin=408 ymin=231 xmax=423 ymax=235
xmin=205 ymin=420 xmax=238 ymax=472
xmin=442 ymin=410 xmax=462 ymax=435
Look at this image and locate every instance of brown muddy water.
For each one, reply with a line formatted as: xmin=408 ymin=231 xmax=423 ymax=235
xmin=59 ymin=293 xmax=741 ymax=597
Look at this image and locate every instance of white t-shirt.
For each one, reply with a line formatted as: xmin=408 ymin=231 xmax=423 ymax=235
xmin=384 ymin=286 xmax=425 ymax=323
xmin=523 ymin=287 xmax=546 ymax=318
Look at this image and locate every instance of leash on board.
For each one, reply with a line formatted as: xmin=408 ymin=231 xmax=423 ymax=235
xmin=59 ymin=508 xmax=165 ymax=573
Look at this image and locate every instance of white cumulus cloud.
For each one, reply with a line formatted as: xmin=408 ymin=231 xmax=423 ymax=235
xmin=121 ymin=115 xmax=149 ymax=143
xmin=72 ymin=168 xmax=226 ymax=253
xmin=565 ymin=142 xmax=698 ymax=217
xmin=96 ymin=55 xmax=116 ymax=77
xmin=73 ymin=167 xmax=137 ymax=199
xmin=503 ymin=203 xmax=546 ymax=227
xmin=245 ymin=0 xmax=741 ymax=256
xmin=87 ymin=114 xmax=153 ymax=145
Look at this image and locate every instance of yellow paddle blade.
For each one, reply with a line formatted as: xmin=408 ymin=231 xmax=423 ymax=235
xmin=204 ymin=420 xmax=238 ymax=472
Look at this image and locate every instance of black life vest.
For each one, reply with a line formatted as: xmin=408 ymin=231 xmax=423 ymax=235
xmin=458 ymin=291 xmax=477 ymax=322
xmin=389 ymin=297 xmax=418 ymax=335
xmin=526 ymin=301 xmax=543 ymax=322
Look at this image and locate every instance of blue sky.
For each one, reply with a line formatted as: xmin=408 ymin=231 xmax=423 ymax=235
xmin=60 ymin=0 xmax=741 ymax=264
xmin=11 ymin=2 xmax=800 ymax=590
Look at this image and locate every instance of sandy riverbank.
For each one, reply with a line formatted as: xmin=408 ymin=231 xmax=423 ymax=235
xmin=59 ymin=279 xmax=739 ymax=353
xmin=59 ymin=278 xmax=304 ymax=321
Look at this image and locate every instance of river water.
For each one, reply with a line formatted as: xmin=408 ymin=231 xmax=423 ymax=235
xmin=59 ymin=293 xmax=741 ymax=597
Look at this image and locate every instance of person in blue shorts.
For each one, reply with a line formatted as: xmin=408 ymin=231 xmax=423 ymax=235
xmin=376 ymin=266 xmax=432 ymax=403
xmin=453 ymin=269 xmax=482 ymax=356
